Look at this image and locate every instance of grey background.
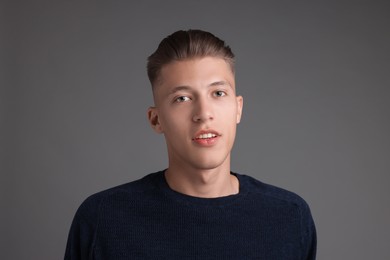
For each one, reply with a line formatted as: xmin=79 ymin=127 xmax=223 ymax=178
xmin=2 ymin=1 xmax=389 ymax=259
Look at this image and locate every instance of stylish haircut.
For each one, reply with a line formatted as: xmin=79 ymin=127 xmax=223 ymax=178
xmin=147 ymin=29 xmax=235 ymax=88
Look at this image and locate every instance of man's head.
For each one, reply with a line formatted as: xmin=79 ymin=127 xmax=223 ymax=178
xmin=147 ymin=29 xmax=235 ymax=88
xmin=147 ymin=30 xmax=243 ymax=172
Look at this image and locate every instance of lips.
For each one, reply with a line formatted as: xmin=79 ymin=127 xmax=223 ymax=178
xmin=192 ymin=129 xmax=221 ymax=146
xmin=195 ymin=133 xmax=218 ymax=139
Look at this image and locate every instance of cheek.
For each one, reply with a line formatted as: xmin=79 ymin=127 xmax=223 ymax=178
xmin=160 ymin=111 xmax=187 ymax=133
xmin=220 ymin=103 xmax=238 ymax=121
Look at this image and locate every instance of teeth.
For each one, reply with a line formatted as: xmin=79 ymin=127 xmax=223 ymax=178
xmin=197 ymin=133 xmax=217 ymax=139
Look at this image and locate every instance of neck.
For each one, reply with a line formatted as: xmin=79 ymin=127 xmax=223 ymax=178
xmin=164 ymin=163 xmax=239 ymax=198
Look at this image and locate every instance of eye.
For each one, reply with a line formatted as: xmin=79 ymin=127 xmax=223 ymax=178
xmin=214 ymin=90 xmax=226 ymax=97
xmin=174 ymin=96 xmax=191 ymax=103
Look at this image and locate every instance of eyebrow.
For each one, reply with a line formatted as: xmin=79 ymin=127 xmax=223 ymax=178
xmin=209 ymin=80 xmax=232 ymax=89
xmin=168 ymin=81 xmax=233 ymax=95
xmin=168 ymin=86 xmax=191 ymax=95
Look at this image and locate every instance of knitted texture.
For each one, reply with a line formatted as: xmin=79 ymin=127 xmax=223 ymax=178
xmin=65 ymin=171 xmax=316 ymax=259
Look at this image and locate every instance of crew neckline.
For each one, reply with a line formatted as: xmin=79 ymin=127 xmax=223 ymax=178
xmin=157 ymin=170 xmax=248 ymax=207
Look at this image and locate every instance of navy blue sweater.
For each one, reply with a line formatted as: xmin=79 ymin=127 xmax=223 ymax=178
xmin=65 ymin=171 xmax=316 ymax=259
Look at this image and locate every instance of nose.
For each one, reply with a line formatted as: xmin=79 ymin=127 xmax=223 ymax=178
xmin=192 ymin=97 xmax=214 ymax=123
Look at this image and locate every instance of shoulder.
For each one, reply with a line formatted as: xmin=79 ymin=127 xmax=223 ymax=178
xmin=74 ymin=171 xmax=163 ymax=222
xmin=236 ymin=173 xmax=311 ymax=212
xmin=65 ymin=171 xmax=165 ymax=258
xmin=236 ymin=173 xmax=316 ymax=258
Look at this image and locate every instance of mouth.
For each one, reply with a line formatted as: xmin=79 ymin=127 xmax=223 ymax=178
xmin=192 ymin=130 xmax=221 ymax=146
xmin=194 ymin=133 xmax=218 ymax=140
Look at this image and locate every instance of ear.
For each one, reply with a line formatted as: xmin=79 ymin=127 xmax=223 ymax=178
xmin=147 ymin=107 xmax=163 ymax=133
xmin=236 ymin=95 xmax=243 ymax=124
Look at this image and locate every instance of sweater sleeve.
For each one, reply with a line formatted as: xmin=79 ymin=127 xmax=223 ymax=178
xmin=64 ymin=196 xmax=101 ymax=260
xmin=301 ymin=201 xmax=317 ymax=260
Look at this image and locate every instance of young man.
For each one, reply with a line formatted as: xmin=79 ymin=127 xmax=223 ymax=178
xmin=65 ymin=29 xmax=316 ymax=259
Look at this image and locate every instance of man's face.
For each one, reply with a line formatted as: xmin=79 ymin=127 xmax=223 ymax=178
xmin=148 ymin=57 xmax=243 ymax=171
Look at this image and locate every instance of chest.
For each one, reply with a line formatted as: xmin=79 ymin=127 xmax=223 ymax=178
xmin=92 ymin=199 xmax=303 ymax=259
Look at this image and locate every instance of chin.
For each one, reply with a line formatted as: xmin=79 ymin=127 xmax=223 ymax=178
xmin=189 ymin=158 xmax=227 ymax=171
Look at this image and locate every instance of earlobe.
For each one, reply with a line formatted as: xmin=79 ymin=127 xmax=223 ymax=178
xmin=236 ymin=96 xmax=243 ymax=124
xmin=147 ymin=107 xmax=163 ymax=133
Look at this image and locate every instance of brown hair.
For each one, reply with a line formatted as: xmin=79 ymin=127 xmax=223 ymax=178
xmin=147 ymin=29 xmax=235 ymax=87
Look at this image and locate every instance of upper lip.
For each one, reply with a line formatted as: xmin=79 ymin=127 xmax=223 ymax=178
xmin=192 ymin=129 xmax=221 ymax=140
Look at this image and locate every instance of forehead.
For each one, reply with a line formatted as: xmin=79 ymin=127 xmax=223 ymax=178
xmin=154 ymin=57 xmax=235 ymax=92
